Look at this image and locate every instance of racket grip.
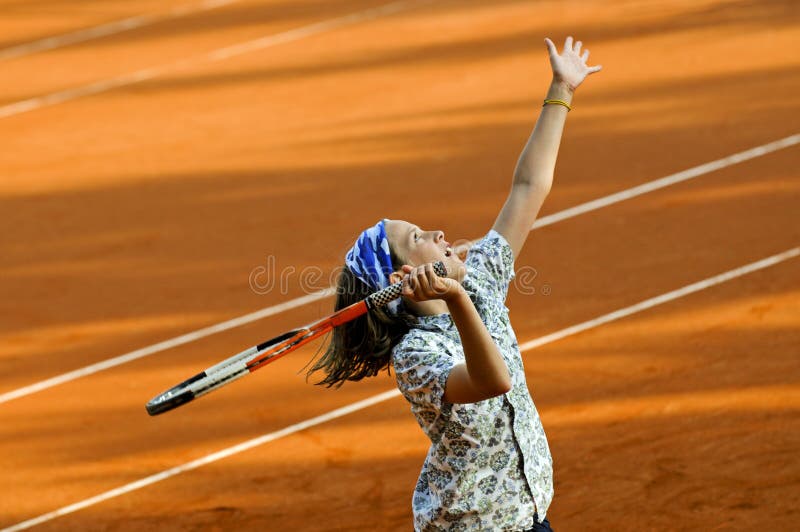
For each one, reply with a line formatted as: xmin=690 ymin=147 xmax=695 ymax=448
xmin=365 ymin=261 xmax=447 ymax=310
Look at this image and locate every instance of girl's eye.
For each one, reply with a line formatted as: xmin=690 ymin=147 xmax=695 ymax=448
xmin=414 ymin=232 xmax=419 ymax=241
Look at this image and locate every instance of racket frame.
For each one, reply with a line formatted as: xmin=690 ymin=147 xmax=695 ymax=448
xmin=145 ymin=261 xmax=446 ymax=415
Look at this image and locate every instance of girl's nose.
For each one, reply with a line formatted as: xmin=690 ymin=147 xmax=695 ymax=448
xmin=434 ymin=230 xmax=444 ymax=242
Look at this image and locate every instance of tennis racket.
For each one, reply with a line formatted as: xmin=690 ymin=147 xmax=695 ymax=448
xmin=146 ymin=261 xmax=447 ymax=416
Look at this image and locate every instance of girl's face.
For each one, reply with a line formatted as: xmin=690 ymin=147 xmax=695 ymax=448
xmin=384 ymin=219 xmax=467 ymax=282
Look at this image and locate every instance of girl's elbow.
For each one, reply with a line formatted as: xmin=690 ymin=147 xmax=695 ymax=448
xmin=496 ymin=377 xmax=513 ymax=396
xmin=512 ymin=175 xmax=553 ymax=196
xmin=484 ymin=375 xmax=512 ymax=398
xmin=487 ymin=359 xmax=512 ymax=397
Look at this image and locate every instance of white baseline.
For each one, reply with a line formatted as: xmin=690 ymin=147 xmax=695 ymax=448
xmin=3 ymin=246 xmax=797 ymax=532
xmin=0 ymin=0 xmax=427 ymax=119
xmin=0 ymin=133 xmax=797 ymax=405
xmin=0 ymin=0 xmax=239 ymax=61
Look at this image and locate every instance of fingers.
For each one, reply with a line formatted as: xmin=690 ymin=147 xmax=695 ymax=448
xmin=427 ymin=263 xmax=449 ymax=297
xmin=419 ymin=263 xmax=448 ymax=298
xmin=416 ymin=264 xmax=433 ymax=294
xmin=547 ymin=35 xmax=601 ymax=85
xmin=401 ymin=265 xmax=424 ymax=300
xmin=544 ymin=37 xmax=557 ymax=56
xmin=401 ymin=263 xmax=447 ymax=301
xmin=401 ymin=272 xmax=414 ymax=297
xmin=549 ymin=35 xmax=591 ymax=58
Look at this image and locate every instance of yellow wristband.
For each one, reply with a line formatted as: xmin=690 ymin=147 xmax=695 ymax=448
xmin=543 ymin=99 xmax=572 ymax=111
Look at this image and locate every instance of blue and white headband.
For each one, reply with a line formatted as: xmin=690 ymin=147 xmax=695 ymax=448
xmin=345 ymin=219 xmax=401 ymax=314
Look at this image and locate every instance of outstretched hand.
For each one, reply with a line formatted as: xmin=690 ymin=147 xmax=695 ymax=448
xmin=544 ymin=36 xmax=602 ymax=92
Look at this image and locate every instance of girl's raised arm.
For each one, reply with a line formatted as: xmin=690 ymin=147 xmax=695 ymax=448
xmin=492 ymin=36 xmax=602 ymax=259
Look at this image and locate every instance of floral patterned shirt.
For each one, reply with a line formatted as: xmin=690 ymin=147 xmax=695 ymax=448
xmin=391 ymin=230 xmax=553 ymax=531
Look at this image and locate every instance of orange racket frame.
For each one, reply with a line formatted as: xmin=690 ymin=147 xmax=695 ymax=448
xmin=145 ymin=261 xmax=446 ymax=415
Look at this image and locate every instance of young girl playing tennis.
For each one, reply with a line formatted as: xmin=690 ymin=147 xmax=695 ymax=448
xmin=310 ymin=36 xmax=601 ymax=531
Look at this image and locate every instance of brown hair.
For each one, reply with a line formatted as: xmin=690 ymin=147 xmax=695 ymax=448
xmin=306 ymin=246 xmax=417 ymax=387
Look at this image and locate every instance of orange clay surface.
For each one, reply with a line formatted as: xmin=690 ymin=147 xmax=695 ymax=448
xmin=1 ymin=0 xmax=799 ymax=530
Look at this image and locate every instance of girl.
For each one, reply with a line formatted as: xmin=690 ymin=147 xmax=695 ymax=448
xmin=309 ymin=36 xmax=601 ymax=531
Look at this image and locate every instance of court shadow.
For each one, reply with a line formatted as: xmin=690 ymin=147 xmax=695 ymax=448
xmin=3 ymin=0 xmax=797 ymax=67
xmin=1 ymin=55 xmax=798 ymax=390
xmin=56 ymin=0 xmax=797 ymax=96
xmin=1 ymin=402 xmax=798 ymax=530
xmin=0 ymin=0 xmax=376 ymax=52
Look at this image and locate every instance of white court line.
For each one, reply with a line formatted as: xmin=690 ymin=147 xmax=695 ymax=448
xmin=0 ymin=133 xmax=797 ymax=405
xmin=532 ymin=135 xmax=800 ymax=229
xmin=4 ymin=246 xmax=797 ymax=532
xmin=0 ymin=289 xmax=333 ymax=404
xmin=0 ymin=0 xmax=427 ymax=120
xmin=0 ymin=0 xmax=239 ymax=61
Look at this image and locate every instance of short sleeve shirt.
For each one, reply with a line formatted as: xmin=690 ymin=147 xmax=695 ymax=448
xmin=391 ymin=230 xmax=554 ymax=531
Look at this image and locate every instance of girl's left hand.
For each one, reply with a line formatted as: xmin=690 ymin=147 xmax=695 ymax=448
xmin=545 ymin=36 xmax=602 ymax=92
xmin=400 ymin=264 xmax=463 ymax=303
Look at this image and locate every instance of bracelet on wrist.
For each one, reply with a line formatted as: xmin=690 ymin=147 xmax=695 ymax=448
xmin=543 ymin=99 xmax=572 ymax=111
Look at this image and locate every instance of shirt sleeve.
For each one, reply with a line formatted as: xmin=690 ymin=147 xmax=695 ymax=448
xmin=463 ymin=229 xmax=516 ymax=302
xmin=392 ymin=332 xmax=454 ymax=437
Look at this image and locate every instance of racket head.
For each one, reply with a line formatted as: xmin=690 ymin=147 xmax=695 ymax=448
xmin=145 ymin=328 xmax=310 ymax=416
xmin=145 ymin=262 xmax=445 ymax=415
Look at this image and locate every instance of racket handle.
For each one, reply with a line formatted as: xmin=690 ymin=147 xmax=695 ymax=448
xmin=365 ymin=261 xmax=447 ymax=310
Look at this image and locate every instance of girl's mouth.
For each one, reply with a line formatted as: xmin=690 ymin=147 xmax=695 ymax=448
xmin=445 ymin=246 xmax=453 ymax=257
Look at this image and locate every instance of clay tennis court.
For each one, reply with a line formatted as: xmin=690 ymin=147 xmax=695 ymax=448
xmin=1 ymin=0 xmax=798 ymax=529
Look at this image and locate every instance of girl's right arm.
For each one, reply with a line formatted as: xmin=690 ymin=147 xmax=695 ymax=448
xmin=401 ymin=264 xmax=511 ymax=403
xmin=493 ymin=36 xmax=601 ymax=260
